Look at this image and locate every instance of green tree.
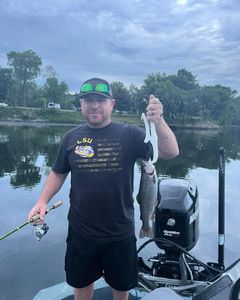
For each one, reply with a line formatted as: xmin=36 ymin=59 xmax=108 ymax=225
xmin=199 ymin=85 xmax=236 ymax=124
xmin=42 ymin=65 xmax=57 ymax=78
xmin=142 ymin=72 xmax=164 ymax=96
xmin=7 ymin=79 xmax=22 ymax=107
xmin=170 ymin=69 xmax=198 ymax=91
xmin=25 ymin=82 xmax=42 ymax=108
xmin=128 ymin=84 xmax=139 ymax=114
xmin=72 ymin=93 xmax=80 ymax=110
xmin=110 ymin=81 xmax=131 ymax=112
xmin=0 ymin=67 xmax=12 ymax=103
xmin=43 ymin=77 xmax=68 ymax=107
xmin=7 ymin=50 xmax=42 ymax=107
xmin=232 ymin=96 xmax=240 ymax=125
xmin=134 ymin=73 xmax=165 ymax=114
xmin=137 ymin=73 xmax=185 ymax=118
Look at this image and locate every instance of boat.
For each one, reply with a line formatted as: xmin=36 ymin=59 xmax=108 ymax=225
xmin=33 ymin=259 xmax=240 ymax=300
xmin=33 ymin=277 xmax=150 ymax=300
xmin=33 ymin=148 xmax=240 ymax=300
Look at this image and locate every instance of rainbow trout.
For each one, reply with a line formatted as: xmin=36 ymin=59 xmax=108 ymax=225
xmin=137 ymin=160 xmax=158 ymax=238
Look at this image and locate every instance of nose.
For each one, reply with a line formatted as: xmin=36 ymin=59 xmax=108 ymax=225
xmin=89 ymin=100 xmax=100 ymax=108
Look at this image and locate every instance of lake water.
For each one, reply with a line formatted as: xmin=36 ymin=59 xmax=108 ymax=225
xmin=0 ymin=123 xmax=240 ymax=300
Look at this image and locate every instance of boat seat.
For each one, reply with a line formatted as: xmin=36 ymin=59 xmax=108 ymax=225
xmin=140 ymin=287 xmax=183 ymax=300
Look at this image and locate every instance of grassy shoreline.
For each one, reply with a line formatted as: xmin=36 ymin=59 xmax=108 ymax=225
xmin=0 ymin=106 xmax=221 ymax=129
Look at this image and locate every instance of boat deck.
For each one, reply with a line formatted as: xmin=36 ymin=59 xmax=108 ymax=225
xmin=62 ymin=286 xmax=138 ymax=299
xmin=33 ymin=278 xmax=145 ymax=300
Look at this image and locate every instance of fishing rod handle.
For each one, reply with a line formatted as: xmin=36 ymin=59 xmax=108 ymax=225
xmin=51 ymin=200 xmax=63 ymax=209
xmin=29 ymin=200 xmax=63 ymax=222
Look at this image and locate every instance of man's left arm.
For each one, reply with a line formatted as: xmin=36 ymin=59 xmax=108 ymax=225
xmin=146 ymin=94 xmax=179 ymax=159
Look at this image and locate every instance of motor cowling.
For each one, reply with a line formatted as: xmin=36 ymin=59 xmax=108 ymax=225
xmin=154 ymin=178 xmax=199 ymax=252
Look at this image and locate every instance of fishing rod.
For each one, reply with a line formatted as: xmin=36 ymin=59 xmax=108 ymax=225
xmin=218 ymin=147 xmax=225 ymax=268
xmin=0 ymin=200 xmax=63 ymax=241
xmin=207 ymin=147 xmax=226 ymax=271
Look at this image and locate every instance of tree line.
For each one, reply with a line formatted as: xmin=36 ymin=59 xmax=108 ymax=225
xmin=0 ymin=49 xmax=239 ymax=125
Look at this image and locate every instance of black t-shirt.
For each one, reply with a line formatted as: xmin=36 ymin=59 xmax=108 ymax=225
xmin=52 ymin=122 xmax=152 ymax=241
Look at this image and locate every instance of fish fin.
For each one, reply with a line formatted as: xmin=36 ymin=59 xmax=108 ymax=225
xmin=139 ymin=227 xmax=154 ymax=239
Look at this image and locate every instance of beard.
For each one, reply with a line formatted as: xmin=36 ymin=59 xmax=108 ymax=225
xmin=84 ymin=111 xmax=111 ymax=128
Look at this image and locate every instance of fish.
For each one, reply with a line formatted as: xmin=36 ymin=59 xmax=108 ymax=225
xmin=137 ymin=160 xmax=158 ymax=238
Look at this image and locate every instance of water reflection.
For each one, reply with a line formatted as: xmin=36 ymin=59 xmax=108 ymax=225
xmin=0 ymin=125 xmax=73 ymax=188
xmin=2 ymin=125 xmax=240 ymax=188
xmin=156 ymin=128 xmax=240 ymax=177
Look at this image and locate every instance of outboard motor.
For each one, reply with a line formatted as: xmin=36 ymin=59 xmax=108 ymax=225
xmin=137 ymin=149 xmax=233 ymax=295
xmin=154 ymin=178 xmax=199 ymax=253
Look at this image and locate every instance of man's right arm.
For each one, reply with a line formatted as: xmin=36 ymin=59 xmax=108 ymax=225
xmin=28 ymin=170 xmax=68 ymax=222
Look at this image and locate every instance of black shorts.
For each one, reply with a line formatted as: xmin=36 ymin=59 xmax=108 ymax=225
xmin=65 ymin=227 xmax=138 ymax=291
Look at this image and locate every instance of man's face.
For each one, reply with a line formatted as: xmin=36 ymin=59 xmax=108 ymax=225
xmin=80 ymin=95 xmax=115 ymax=128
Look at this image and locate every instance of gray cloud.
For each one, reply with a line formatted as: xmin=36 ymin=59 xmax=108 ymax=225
xmin=0 ymin=0 xmax=239 ymax=92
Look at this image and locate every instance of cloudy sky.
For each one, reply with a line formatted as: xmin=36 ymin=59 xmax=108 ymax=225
xmin=0 ymin=0 xmax=239 ymax=93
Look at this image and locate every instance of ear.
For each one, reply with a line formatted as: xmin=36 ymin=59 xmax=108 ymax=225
xmin=110 ymin=99 xmax=115 ymax=110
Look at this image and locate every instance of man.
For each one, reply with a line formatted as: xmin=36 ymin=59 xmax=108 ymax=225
xmin=28 ymin=77 xmax=179 ymax=300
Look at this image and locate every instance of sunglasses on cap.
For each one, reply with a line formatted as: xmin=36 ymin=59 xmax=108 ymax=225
xmin=80 ymin=83 xmax=110 ymax=94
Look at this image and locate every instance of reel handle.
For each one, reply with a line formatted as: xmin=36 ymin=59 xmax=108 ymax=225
xmin=30 ymin=214 xmax=41 ymax=223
